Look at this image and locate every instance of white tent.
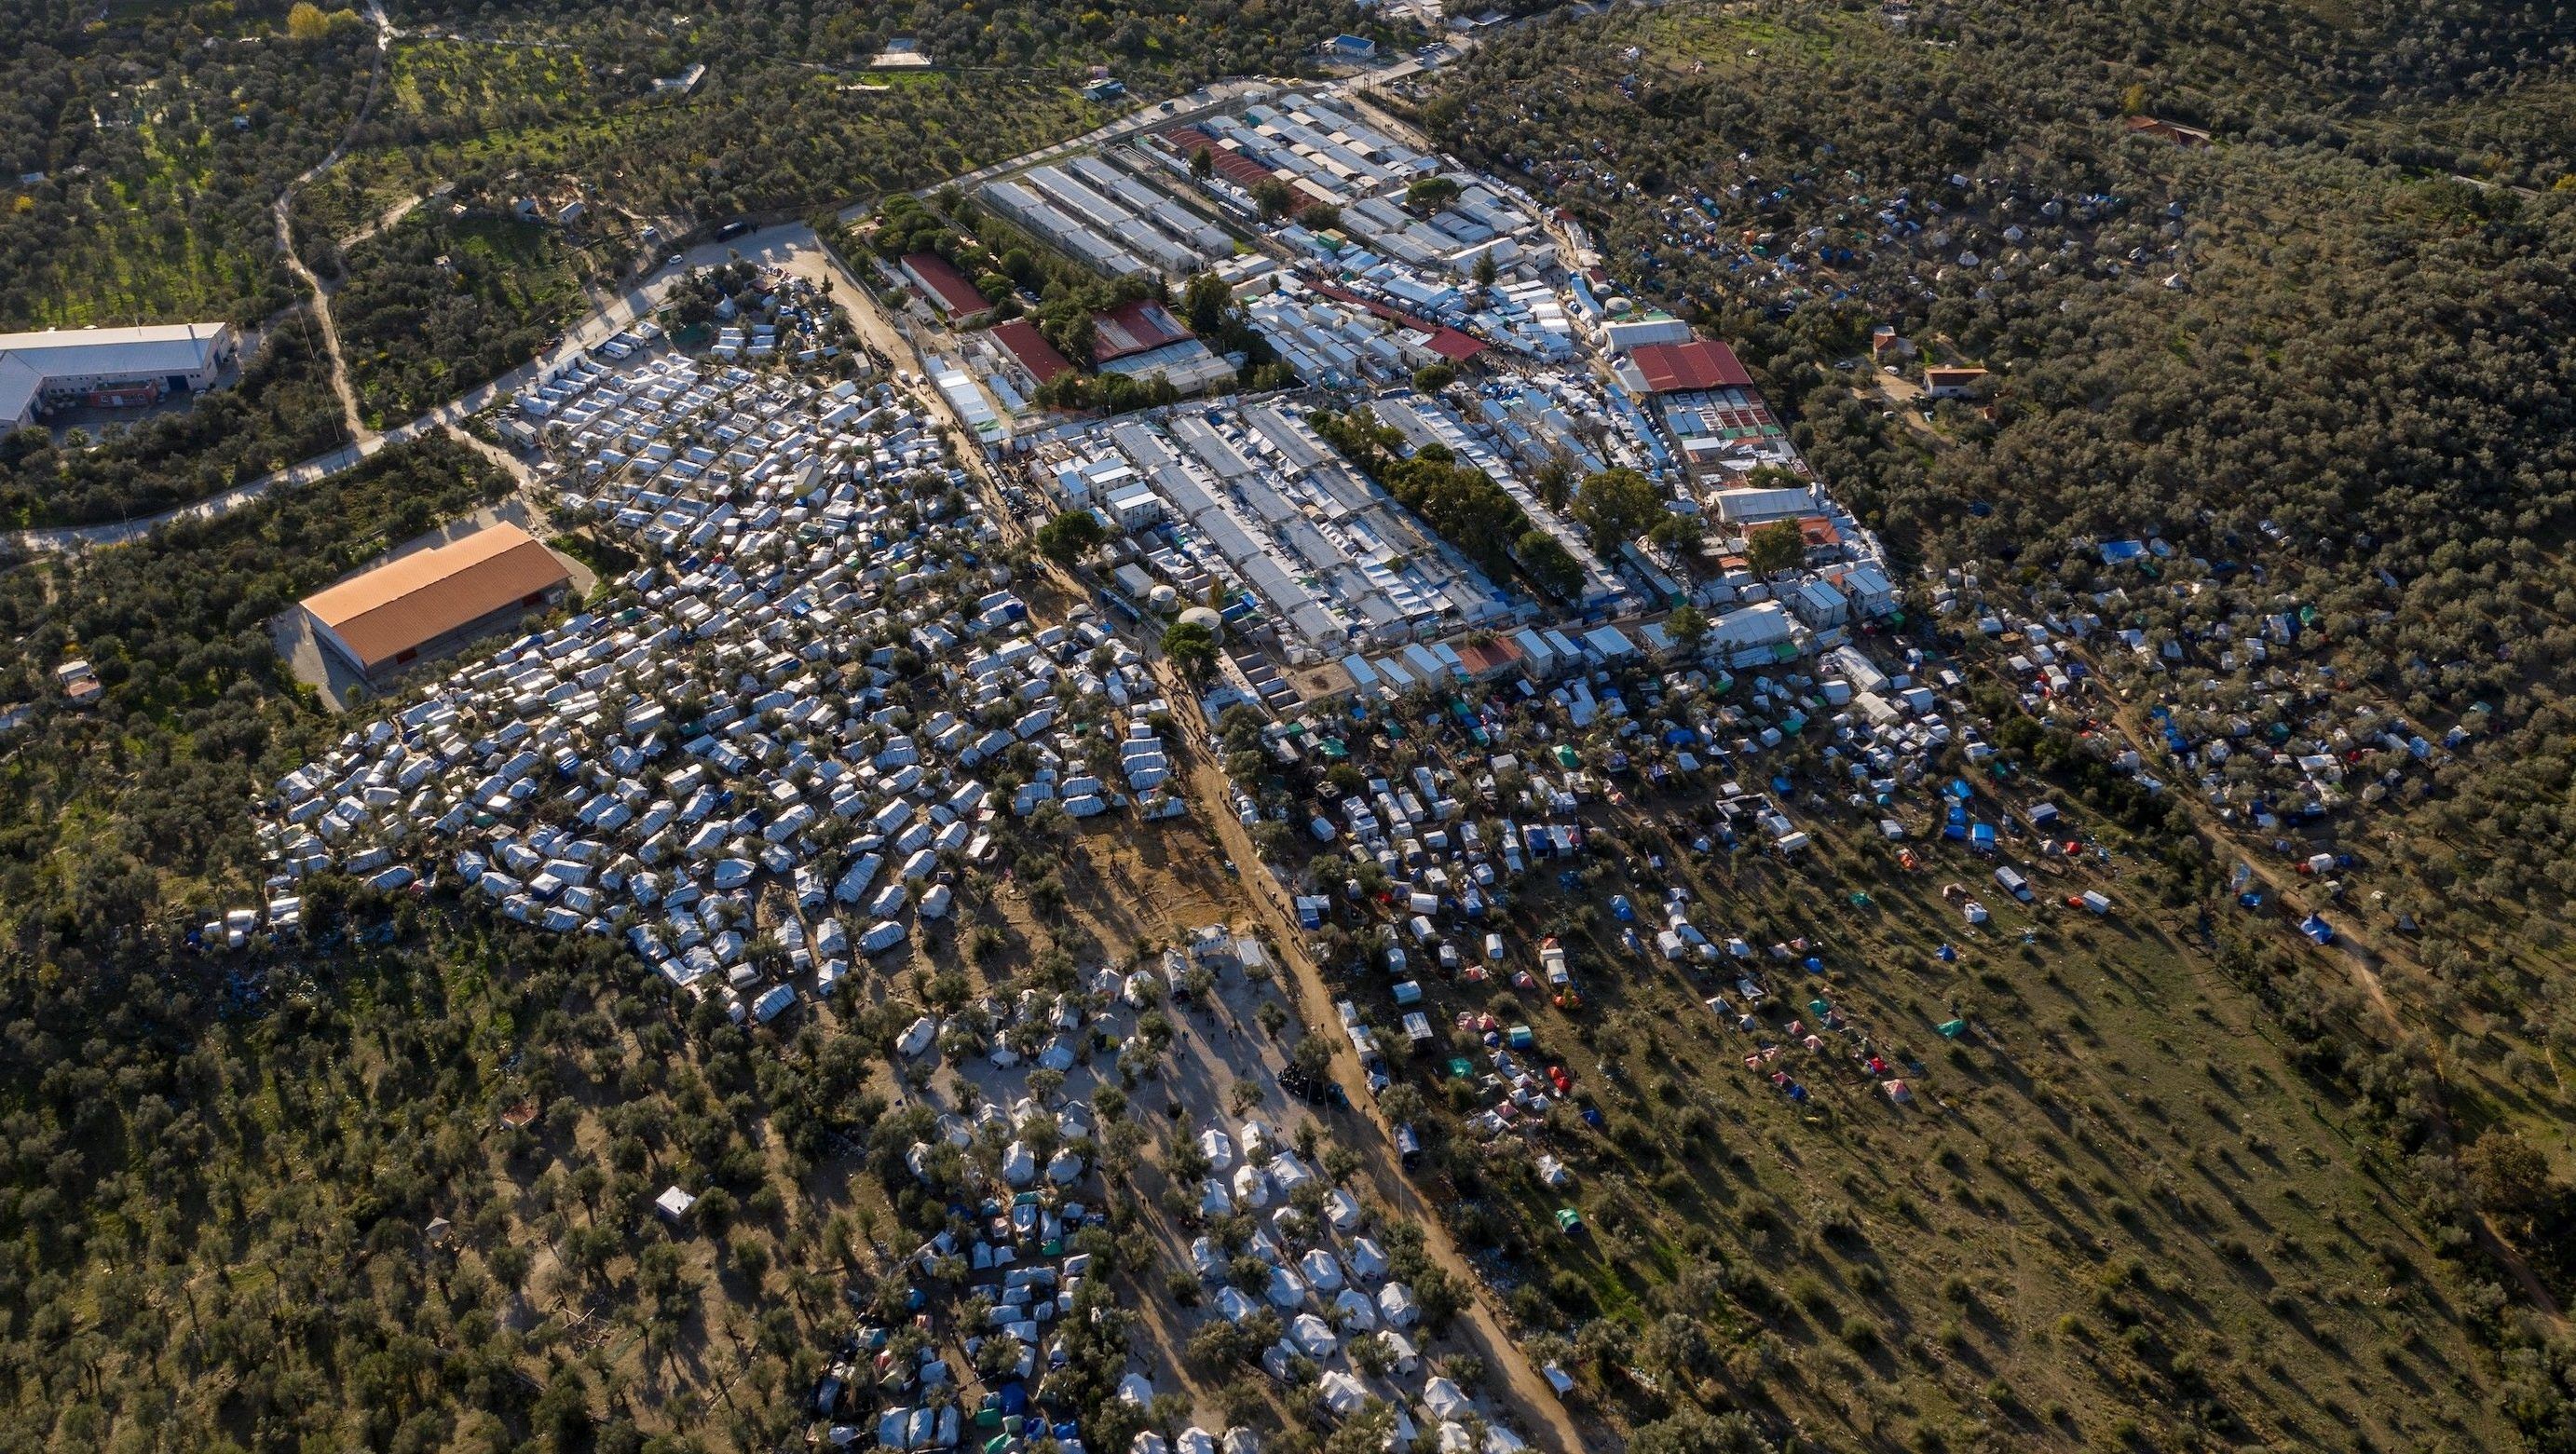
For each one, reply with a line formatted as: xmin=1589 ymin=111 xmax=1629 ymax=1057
xmin=1233 ymin=1162 xmax=1272 ymax=1209
xmin=1290 ymin=1312 xmax=1339 ymax=1358
xmin=1265 ymin=1150 xmax=1315 ymax=1192
xmin=1198 ymin=1128 xmax=1236 ymax=1170
xmin=1299 ymin=1248 xmax=1345 ymax=1293
xmin=1422 ymin=1378 xmax=1471 ymax=1421
xmin=897 ymin=1014 xmax=937 ymax=1057
xmin=1378 ymin=1282 xmax=1420 ymax=1328
xmin=1346 ymin=1236 xmax=1390 ymax=1283
xmin=1317 ymin=1370 xmax=1370 ymax=1420
xmin=1001 ymin=1141 xmax=1038 ymax=1187
xmin=1323 ymin=1188 xmax=1364 ymax=1232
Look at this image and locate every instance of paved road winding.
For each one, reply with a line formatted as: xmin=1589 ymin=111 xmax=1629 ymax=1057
xmin=4 ymin=224 xmax=823 ymax=553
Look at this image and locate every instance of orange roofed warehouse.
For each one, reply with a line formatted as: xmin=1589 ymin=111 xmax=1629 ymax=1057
xmin=301 ymin=523 xmax=573 ymax=679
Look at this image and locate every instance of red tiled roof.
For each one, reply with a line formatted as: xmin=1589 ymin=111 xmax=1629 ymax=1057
xmin=1424 ymin=327 xmax=1487 ymax=362
xmin=1628 ymin=339 xmax=1753 ymax=393
xmin=1090 ymin=298 xmax=1193 ymax=364
xmin=1455 ymin=637 xmax=1522 ymax=677
xmin=902 ymin=251 xmax=988 ymax=318
xmin=990 ymin=319 xmax=1074 ymax=385
xmin=1159 ymin=128 xmax=1275 ymax=188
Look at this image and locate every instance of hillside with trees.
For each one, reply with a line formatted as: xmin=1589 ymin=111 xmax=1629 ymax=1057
xmin=19 ymin=0 xmax=2576 ymax=1449
xmin=0 ymin=0 xmax=375 ymax=329
xmin=1424 ymin=0 xmax=2576 ymax=929
xmin=1411 ymin=0 xmax=2576 ymax=1442
xmin=0 ymin=319 xmax=348 ymax=527
xmin=4 ymin=0 xmax=1371 ymax=524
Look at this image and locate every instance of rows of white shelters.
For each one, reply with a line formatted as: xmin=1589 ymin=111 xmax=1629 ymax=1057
xmin=1367 ymin=390 xmax=1630 ymax=614
xmin=983 ymin=152 xmax=1233 ymax=279
xmin=1032 ymin=399 xmax=1516 ymax=662
xmin=253 ymin=337 xmax=1189 ymax=1028
xmin=1178 ymin=1110 xmax=1535 ymax=1454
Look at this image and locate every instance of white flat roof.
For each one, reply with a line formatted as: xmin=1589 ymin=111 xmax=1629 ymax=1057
xmin=1 ymin=321 xmax=233 ymax=425
xmin=0 ymin=321 xmax=233 ymax=377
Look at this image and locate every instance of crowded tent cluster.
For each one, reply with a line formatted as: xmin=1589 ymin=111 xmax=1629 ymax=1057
xmin=829 ymin=1106 xmax=1111 ymax=1447
xmin=1172 ymin=1112 xmax=1534 ymax=1454
xmin=244 ymin=344 xmax=1185 ymax=1031
xmin=831 ymin=905 xmax=1541 ymax=1454
xmin=1144 ymin=90 xmax=1550 ymax=295
xmin=1933 ymin=539 xmax=2462 ymax=848
xmin=816 ymin=931 xmax=1203 ymax=1451
xmin=1237 ymin=272 xmax=1485 ymax=391
xmin=1209 ymin=602 xmax=2163 ymax=1271
xmin=957 ymin=81 xmax=1899 ymax=707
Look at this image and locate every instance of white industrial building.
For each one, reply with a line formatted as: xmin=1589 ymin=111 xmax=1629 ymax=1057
xmin=0 ymin=321 xmax=239 ymax=428
xmin=1033 ymin=401 xmax=1516 ymax=662
xmin=979 ymin=179 xmax=1148 ymax=279
xmin=983 ymin=152 xmax=1233 ymax=280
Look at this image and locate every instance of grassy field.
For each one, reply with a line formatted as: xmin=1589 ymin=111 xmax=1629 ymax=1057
xmin=306 ymin=43 xmax=1102 ymax=242
xmin=0 ymin=44 xmax=368 ymax=329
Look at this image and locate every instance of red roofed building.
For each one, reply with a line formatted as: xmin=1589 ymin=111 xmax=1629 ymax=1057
xmin=1090 ymin=298 xmax=1193 ymax=365
xmin=1305 ymin=279 xmax=1488 ymax=362
xmin=1624 ymin=339 xmax=1754 ymax=394
xmin=1454 ymin=635 xmax=1523 ymax=680
xmin=901 ymin=251 xmax=989 ymax=319
xmin=1423 ymin=326 xmax=1488 ymax=363
xmin=990 ymin=319 xmax=1074 ymax=385
xmin=1159 ymin=127 xmax=1276 ymax=189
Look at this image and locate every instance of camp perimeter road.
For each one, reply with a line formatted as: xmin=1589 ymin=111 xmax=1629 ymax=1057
xmin=2 ymin=224 xmax=826 ymax=555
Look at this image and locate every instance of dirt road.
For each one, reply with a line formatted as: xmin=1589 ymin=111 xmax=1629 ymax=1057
xmin=826 ymin=246 xmax=1585 ymax=1436
xmin=1148 ymin=668 xmax=1588 ymax=1451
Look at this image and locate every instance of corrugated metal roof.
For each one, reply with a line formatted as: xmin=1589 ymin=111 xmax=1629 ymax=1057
xmin=1627 ymin=339 xmax=1753 ymax=393
xmin=303 ymin=524 xmax=571 ymax=671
